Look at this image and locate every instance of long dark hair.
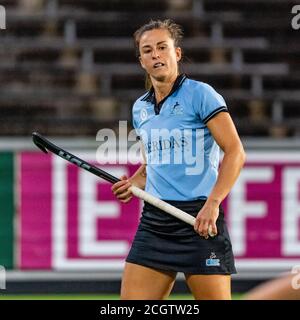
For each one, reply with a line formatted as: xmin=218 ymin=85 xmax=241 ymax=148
xmin=133 ymin=19 xmax=184 ymax=90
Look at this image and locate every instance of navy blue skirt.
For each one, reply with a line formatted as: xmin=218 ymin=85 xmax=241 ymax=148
xmin=126 ymin=200 xmax=236 ymax=275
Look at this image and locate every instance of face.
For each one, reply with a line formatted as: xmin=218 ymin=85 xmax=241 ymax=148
xmin=138 ymin=28 xmax=182 ymax=82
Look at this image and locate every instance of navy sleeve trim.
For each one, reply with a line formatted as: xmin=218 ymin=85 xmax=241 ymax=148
xmin=203 ymin=106 xmax=228 ymax=124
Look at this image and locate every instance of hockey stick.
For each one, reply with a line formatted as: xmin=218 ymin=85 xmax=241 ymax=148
xmin=32 ymin=132 xmax=196 ymax=227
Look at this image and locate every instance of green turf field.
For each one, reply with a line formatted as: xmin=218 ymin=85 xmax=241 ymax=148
xmin=0 ymin=293 xmax=243 ymax=300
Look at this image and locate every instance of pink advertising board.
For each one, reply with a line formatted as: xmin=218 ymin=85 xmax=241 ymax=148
xmin=19 ymin=151 xmax=300 ymax=272
xmin=19 ymin=152 xmax=141 ymax=270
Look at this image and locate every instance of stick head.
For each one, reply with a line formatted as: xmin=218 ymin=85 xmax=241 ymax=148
xmin=32 ymin=132 xmax=48 ymax=154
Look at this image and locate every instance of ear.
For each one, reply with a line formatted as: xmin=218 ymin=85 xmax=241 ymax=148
xmin=176 ymin=47 xmax=182 ymax=62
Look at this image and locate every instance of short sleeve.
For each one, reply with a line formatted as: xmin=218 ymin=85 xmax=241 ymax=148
xmin=193 ymin=82 xmax=228 ymax=124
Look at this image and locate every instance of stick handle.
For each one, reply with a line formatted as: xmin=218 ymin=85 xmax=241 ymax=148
xmin=129 ymin=185 xmax=196 ymax=226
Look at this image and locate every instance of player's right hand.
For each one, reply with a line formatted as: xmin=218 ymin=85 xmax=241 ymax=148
xmin=111 ymin=175 xmax=133 ymax=203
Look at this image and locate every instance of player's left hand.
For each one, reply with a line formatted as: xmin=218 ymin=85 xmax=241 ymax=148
xmin=194 ymin=200 xmax=219 ymax=238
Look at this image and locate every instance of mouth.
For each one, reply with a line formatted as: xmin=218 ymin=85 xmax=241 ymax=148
xmin=153 ymin=62 xmax=165 ymax=69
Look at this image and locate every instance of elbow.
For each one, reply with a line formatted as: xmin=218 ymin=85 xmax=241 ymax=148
xmin=222 ymin=141 xmax=246 ymax=168
xmin=225 ymin=144 xmax=246 ymax=168
xmin=238 ymin=146 xmax=246 ymax=168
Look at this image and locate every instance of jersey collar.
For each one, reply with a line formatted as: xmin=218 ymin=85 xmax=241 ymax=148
xmin=141 ymin=74 xmax=187 ymax=115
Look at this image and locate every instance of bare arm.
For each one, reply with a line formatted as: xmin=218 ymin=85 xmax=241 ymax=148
xmin=206 ymin=112 xmax=246 ymax=205
xmin=194 ymin=112 xmax=246 ymax=237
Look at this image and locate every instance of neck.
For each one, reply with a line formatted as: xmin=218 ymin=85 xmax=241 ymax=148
xmin=151 ymin=73 xmax=179 ymax=103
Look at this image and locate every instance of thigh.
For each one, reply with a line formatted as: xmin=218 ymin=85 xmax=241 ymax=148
xmin=185 ymin=274 xmax=231 ymax=300
xmin=121 ymin=262 xmax=177 ymax=300
xmin=244 ymin=274 xmax=300 ymax=300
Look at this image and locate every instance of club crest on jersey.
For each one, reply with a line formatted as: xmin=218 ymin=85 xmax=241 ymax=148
xmin=140 ymin=108 xmax=148 ymax=121
xmin=170 ymin=101 xmax=183 ymax=115
xmin=206 ymin=252 xmax=220 ymax=267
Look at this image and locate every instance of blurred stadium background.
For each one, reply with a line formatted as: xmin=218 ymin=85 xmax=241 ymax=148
xmin=0 ymin=0 xmax=300 ymax=299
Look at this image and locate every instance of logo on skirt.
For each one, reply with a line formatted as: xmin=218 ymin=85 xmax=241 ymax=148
xmin=206 ymin=252 xmax=220 ymax=267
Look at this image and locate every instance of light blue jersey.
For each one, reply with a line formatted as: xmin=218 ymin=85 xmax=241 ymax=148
xmin=132 ymin=75 xmax=228 ymax=201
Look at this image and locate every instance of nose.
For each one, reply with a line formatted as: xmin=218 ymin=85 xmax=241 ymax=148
xmin=151 ymin=49 xmax=159 ymax=59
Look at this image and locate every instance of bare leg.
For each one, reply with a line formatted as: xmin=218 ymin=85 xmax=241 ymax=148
xmin=121 ymin=262 xmax=177 ymax=300
xmin=244 ymin=274 xmax=300 ymax=300
xmin=185 ymin=274 xmax=231 ymax=300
